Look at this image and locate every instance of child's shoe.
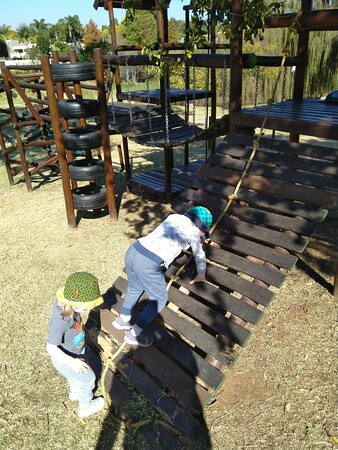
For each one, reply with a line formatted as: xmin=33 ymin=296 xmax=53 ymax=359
xmin=78 ymin=397 xmax=105 ymax=418
xmin=112 ymin=316 xmax=131 ymax=330
xmin=124 ymin=330 xmax=153 ymax=347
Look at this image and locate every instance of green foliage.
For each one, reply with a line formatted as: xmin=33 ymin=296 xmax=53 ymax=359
xmin=80 ymin=40 xmax=111 ymax=61
xmin=52 ymin=40 xmax=70 ymax=54
xmin=121 ymin=10 xmax=157 ymax=46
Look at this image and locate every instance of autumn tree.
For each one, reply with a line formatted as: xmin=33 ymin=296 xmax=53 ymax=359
xmin=83 ymin=19 xmax=101 ymax=46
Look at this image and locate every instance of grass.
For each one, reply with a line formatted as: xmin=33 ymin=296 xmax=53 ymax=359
xmin=0 ymin=101 xmax=337 ymax=449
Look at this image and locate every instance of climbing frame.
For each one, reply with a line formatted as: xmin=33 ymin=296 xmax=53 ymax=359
xmin=87 ymin=133 xmax=338 ymax=446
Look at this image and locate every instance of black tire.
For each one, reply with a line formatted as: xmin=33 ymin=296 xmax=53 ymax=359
xmin=72 ymin=185 xmax=107 ymax=210
xmin=63 ymin=125 xmax=102 ymax=150
xmin=69 ymin=159 xmax=104 ymax=181
xmin=58 ymin=100 xmax=100 ymax=119
xmin=51 ymin=63 xmax=96 ymax=82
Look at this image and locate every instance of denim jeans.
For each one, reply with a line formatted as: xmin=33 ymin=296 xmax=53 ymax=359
xmin=121 ymin=244 xmax=168 ymax=329
xmin=51 ymin=356 xmax=95 ymax=405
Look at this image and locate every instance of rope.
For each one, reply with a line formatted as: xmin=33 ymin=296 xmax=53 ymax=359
xmin=101 ymin=340 xmax=127 ymax=406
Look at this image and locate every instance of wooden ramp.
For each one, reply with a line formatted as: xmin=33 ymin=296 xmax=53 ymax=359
xmin=87 ymin=133 xmax=338 ymax=447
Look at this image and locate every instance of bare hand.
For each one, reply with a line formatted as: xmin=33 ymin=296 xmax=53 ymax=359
xmin=189 ymin=272 xmax=206 ymax=284
xmin=71 ymin=358 xmax=89 ymax=374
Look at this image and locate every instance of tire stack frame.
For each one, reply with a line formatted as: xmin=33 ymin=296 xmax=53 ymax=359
xmin=41 ymin=48 xmax=117 ymax=228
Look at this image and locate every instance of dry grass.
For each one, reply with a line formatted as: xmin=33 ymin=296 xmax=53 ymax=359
xmin=0 ymin=115 xmax=337 ymax=449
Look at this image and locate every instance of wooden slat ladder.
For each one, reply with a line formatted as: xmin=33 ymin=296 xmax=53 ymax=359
xmin=87 ymin=133 xmax=338 ymax=446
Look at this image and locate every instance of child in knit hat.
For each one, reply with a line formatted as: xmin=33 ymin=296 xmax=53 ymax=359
xmin=46 ymin=272 xmax=105 ymax=418
xmin=113 ymin=206 xmax=212 ymax=348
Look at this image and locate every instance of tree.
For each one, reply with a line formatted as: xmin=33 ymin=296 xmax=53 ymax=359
xmin=16 ymin=24 xmax=32 ymax=42
xmin=83 ymin=19 xmax=101 ymax=47
xmin=121 ymin=10 xmax=157 ymax=46
xmin=30 ymin=19 xmax=50 ymax=35
xmin=61 ymin=15 xmax=83 ymax=46
xmin=0 ymin=25 xmax=14 ymax=41
xmin=168 ymin=18 xmax=180 ymax=42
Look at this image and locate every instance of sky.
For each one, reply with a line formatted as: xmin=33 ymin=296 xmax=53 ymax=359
xmin=1 ymin=0 xmax=190 ymax=29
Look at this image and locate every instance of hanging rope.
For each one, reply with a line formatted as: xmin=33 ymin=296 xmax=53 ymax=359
xmin=107 ymin=55 xmax=116 ymax=124
xmin=146 ymin=65 xmax=155 ymax=147
xmin=254 ymin=65 xmax=260 ymax=107
xmin=221 ymin=59 xmax=227 ymax=116
xmin=164 ymin=67 xmax=170 ymax=145
xmin=125 ymin=60 xmax=133 ymax=125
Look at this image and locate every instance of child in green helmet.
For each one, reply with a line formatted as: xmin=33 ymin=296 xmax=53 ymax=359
xmin=113 ymin=206 xmax=213 ymax=348
xmin=46 ymin=272 xmax=105 ymax=418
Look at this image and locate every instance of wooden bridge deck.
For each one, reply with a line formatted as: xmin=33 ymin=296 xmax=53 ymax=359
xmin=231 ymin=99 xmax=338 ymax=140
xmin=87 ymin=133 xmax=338 ymax=447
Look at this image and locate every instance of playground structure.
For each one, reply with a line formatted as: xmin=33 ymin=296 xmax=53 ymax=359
xmin=83 ymin=0 xmax=337 ymax=446
xmin=0 ymin=1 xmax=337 ymax=444
xmin=0 ymin=66 xmax=56 ymax=190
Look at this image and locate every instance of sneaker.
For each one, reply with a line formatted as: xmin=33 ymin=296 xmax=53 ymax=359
xmin=78 ymin=397 xmax=105 ymax=418
xmin=124 ymin=329 xmax=153 ymax=347
xmin=112 ymin=316 xmax=131 ymax=330
xmin=69 ymin=391 xmax=78 ymax=401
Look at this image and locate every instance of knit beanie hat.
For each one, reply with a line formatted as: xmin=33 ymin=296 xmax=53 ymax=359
xmin=185 ymin=206 xmax=213 ymax=237
xmin=56 ymin=272 xmax=103 ymax=309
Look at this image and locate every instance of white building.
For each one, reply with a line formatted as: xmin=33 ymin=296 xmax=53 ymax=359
xmin=2 ymin=39 xmax=33 ymax=60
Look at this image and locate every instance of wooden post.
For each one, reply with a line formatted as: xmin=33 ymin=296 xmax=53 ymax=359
xmin=94 ymin=48 xmax=118 ymax=220
xmin=0 ymin=126 xmax=14 ymax=185
xmin=209 ymin=8 xmax=217 ymax=154
xmin=69 ymin=49 xmax=92 ymax=160
xmin=122 ymin=136 xmax=132 ymax=193
xmin=52 ymin=50 xmax=77 ymax=189
xmin=290 ymin=0 xmax=312 ymax=143
xmin=2 ymin=68 xmax=32 ymax=191
xmin=107 ymin=0 xmax=121 ymax=97
xmin=40 ymin=55 xmax=76 ymax=228
xmin=229 ymin=0 xmax=243 ymax=133
xmin=184 ymin=7 xmax=190 ymax=165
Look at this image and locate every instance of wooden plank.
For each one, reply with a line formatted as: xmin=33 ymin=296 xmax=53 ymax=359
xmin=211 ymin=228 xmax=297 ymax=270
xmin=180 ymin=188 xmax=315 ymax=235
xmin=152 ymin=323 xmax=225 ymax=389
xmin=111 ymin=280 xmax=225 ymax=390
xmin=86 ymin=321 xmax=181 ymax=449
xmin=190 ymin=175 xmax=328 ymax=222
xmin=113 ymin=277 xmax=238 ymax=369
xmin=209 ymin=153 xmax=338 ymax=191
xmin=101 ymin=308 xmax=212 ymax=413
xmin=173 ymin=199 xmax=308 ymax=252
xmin=168 ymin=252 xmax=274 ymax=307
xmin=217 ymin=142 xmax=338 ymax=177
xmin=166 ymin=285 xmax=251 ymax=347
xmin=104 ymin=370 xmax=181 ymax=450
xmin=168 ymin=268 xmax=263 ymax=324
xmin=224 ymin=133 xmax=338 ymax=162
xmin=204 ymin=245 xmax=285 ymax=287
xmin=230 ymin=111 xmax=338 ymax=141
xmin=198 ymin=164 xmax=337 ymax=208
xmin=98 ymin=331 xmax=201 ymax=437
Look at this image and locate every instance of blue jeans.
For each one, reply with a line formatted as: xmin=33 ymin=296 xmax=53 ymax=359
xmin=122 ymin=244 xmax=168 ymax=329
xmin=51 ymin=356 xmax=95 ymax=405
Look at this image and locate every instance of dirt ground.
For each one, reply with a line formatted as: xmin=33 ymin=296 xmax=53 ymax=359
xmin=0 ymin=123 xmax=337 ymax=449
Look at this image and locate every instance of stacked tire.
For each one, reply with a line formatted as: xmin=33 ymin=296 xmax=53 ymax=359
xmin=52 ymin=63 xmax=107 ymax=211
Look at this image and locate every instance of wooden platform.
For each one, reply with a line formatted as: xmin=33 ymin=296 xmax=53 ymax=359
xmin=231 ymin=99 xmax=338 ymax=140
xmin=131 ymin=161 xmax=204 ymax=194
xmin=87 ymin=133 xmax=338 ymax=447
xmin=117 ymin=88 xmax=212 ymax=105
